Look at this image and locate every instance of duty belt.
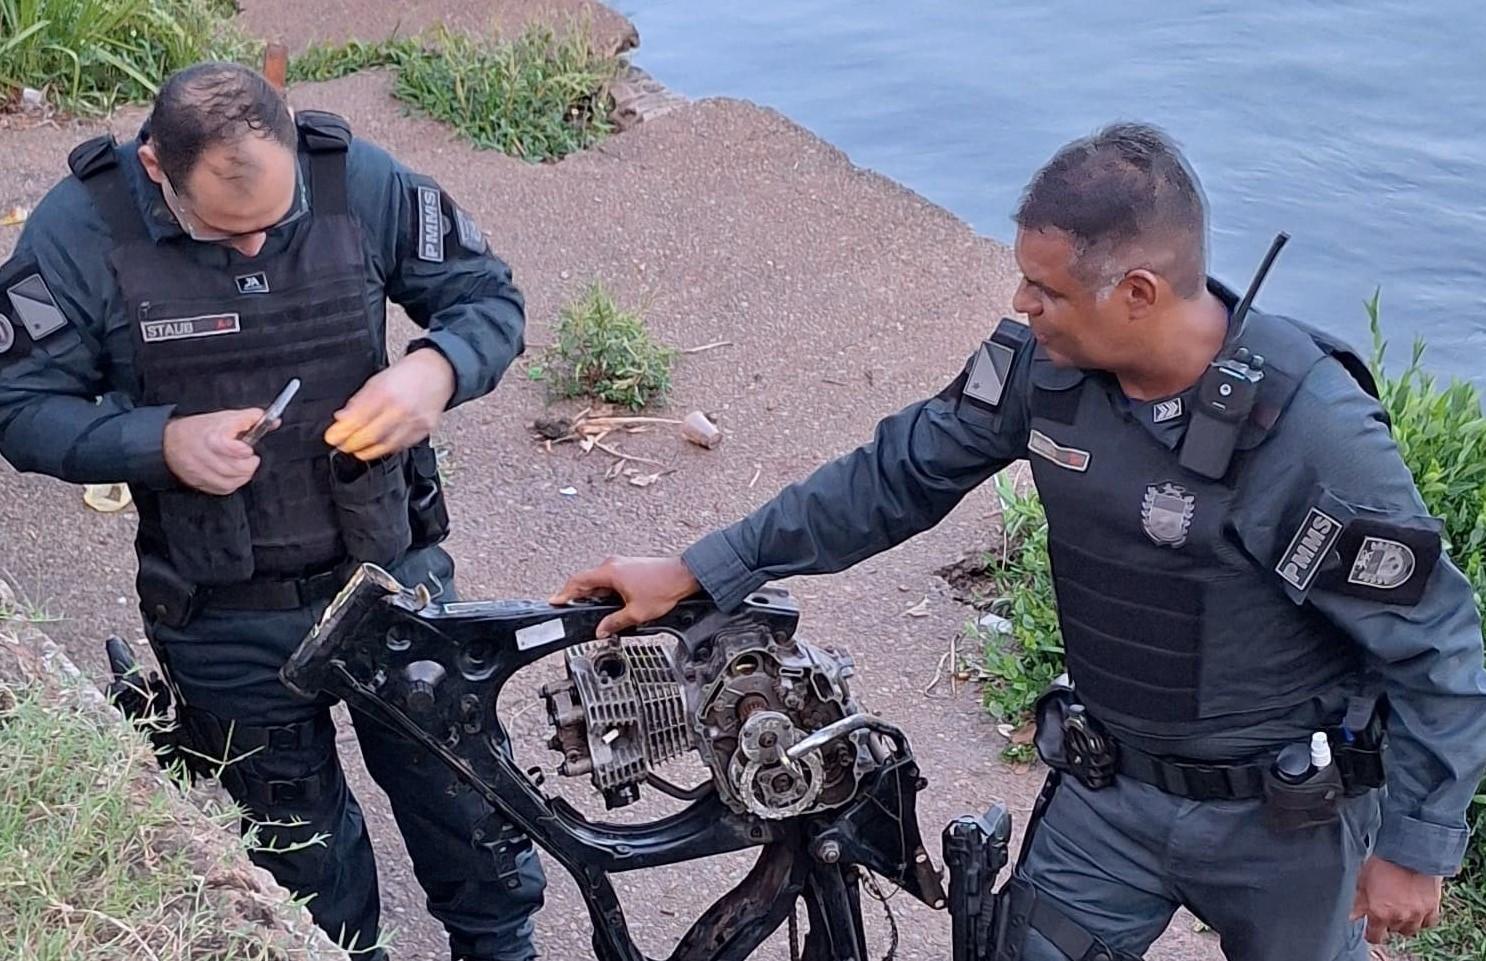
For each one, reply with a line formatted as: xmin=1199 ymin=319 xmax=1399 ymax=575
xmin=1066 ymin=701 xmax=1387 ymax=802
xmin=202 ymin=558 xmax=360 ymax=612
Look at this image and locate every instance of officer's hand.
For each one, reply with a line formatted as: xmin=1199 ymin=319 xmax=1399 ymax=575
xmin=325 ymin=348 xmax=455 ymax=460
xmin=549 ymin=556 xmax=701 ymax=637
xmin=1351 ymin=857 xmax=1443 ymax=943
xmin=163 ymin=408 xmax=265 ymax=495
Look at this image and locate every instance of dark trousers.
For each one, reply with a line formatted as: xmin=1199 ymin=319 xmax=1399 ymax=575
xmin=146 ymin=547 xmax=546 ymax=960
xmin=1015 ymin=775 xmax=1379 ymax=960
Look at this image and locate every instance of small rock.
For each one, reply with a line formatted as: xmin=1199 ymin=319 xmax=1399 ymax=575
xmin=902 ymin=596 xmax=930 ymax=618
xmin=531 ymin=416 xmax=571 ymax=440
xmin=20 ymin=87 xmax=43 ymax=110
xmin=978 ymin=612 xmax=1013 ymax=634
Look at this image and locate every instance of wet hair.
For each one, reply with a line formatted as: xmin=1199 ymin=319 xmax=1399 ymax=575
xmin=147 ymin=62 xmax=296 ymax=194
xmin=1015 ymin=122 xmax=1208 ymax=298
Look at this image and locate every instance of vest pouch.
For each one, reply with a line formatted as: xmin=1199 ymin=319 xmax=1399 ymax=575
xmin=406 ymin=441 xmax=450 ymax=549
xmin=1262 ymin=760 xmax=1343 ymax=833
xmin=136 ymin=552 xmax=201 ymax=630
xmin=328 ymin=451 xmax=412 ymax=566
xmin=156 ymin=489 xmax=255 ymax=585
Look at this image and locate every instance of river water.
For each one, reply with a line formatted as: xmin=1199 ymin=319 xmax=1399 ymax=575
xmin=618 ymin=0 xmax=1485 ymax=385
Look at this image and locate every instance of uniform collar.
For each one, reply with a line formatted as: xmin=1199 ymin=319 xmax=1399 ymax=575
xmin=1032 ymin=276 xmax=1239 ymax=450
xmin=115 ymin=135 xmax=189 ymax=243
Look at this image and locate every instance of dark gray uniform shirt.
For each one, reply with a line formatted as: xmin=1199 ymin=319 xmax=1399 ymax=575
xmin=682 ymin=327 xmax=1486 ymax=877
xmin=0 ymin=133 xmax=522 ymax=487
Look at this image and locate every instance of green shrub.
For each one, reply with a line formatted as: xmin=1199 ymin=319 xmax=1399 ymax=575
xmin=539 ymin=281 xmax=674 ymax=410
xmin=0 ymin=0 xmax=247 ymax=114
xmin=1369 ymin=291 xmax=1486 ymax=959
xmin=975 ymin=473 xmax=1065 ymax=723
xmin=1367 ymin=292 xmax=1486 ymax=611
xmin=289 ymin=23 xmax=620 ymax=162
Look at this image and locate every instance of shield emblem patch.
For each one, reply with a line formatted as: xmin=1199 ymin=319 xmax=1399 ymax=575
xmin=1347 ymin=536 xmax=1416 ymax=590
xmin=1142 ymin=482 xmax=1195 ymax=548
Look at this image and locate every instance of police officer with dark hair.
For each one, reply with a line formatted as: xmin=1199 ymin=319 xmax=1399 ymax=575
xmin=0 ymin=62 xmax=544 ymax=960
xmin=553 ymin=123 xmax=1486 ymax=959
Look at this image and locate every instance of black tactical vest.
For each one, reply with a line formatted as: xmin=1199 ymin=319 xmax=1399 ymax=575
xmin=68 ymin=112 xmax=413 ymax=585
xmin=1023 ymin=307 xmax=1377 ymax=729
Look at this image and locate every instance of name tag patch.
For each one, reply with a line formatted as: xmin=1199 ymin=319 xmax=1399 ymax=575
xmin=1028 ymin=428 xmax=1090 ymax=472
xmin=417 ymin=185 xmax=445 ymax=263
xmin=141 ymin=313 xmax=241 ymax=343
xmin=1277 ymin=507 xmax=1342 ymax=592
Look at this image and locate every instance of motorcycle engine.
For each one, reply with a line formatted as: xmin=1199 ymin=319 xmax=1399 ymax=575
xmin=541 ymin=613 xmax=887 ymax=817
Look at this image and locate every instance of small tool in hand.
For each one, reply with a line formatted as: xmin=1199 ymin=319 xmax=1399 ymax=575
xmin=240 ymin=377 xmax=301 ymax=447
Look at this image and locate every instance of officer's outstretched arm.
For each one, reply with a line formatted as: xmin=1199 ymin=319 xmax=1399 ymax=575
xmin=0 ymin=191 xmax=175 ymax=488
xmin=353 ymin=140 xmax=525 ymax=411
xmin=1240 ymin=358 xmax=1486 ymax=878
xmin=682 ymin=335 xmax=1035 ymax=613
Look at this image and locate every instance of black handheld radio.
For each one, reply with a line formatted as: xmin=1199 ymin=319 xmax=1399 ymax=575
xmin=1178 ymin=232 xmax=1289 ymax=479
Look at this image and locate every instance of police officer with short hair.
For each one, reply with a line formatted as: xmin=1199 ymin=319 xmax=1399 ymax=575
xmin=552 ymin=123 xmax=1486 ymax=959
xmin=0 ymin=62 xmax=544 ymax=960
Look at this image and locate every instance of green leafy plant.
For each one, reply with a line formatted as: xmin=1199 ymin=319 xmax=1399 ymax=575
xmin=975 ymin=473 xmax=1065 ymax=723
xmin=0 ymin=0 xmax=248 ymax=114
xmin=544 ymin=281 xmax=675 ymax=410
xmin=1368 ymin=291 xmax=1486 ymax=960
xmin=289 ymin=22 xmax=621 ymax=162
xmin=1367 ymin=291 xmax=1486 ymax=605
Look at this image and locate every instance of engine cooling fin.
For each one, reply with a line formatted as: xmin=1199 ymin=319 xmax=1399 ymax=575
xmin=565 ymin=638 xmax=691 ymax=790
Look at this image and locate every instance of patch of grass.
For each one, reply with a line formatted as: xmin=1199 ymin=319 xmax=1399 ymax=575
xmin=541 ymin=281 xmax=675 ymax=410
xmin=285 ymin=36 xmax=416 ymax=83
xmin=289 ymin=22 xmax=621 ymax=162
xmin=973 ymin=473 xmax=1064 ymax=725
xmin=0 ymin=683 xmax=291 ymax=959
xmin=0 ymin=578 xmax=62 ymax=625
xmin=0 ymin=0 xmax=249 ymax=115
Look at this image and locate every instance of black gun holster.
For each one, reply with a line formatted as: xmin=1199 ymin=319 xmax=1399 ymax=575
xmin=942 ymin=766 xmax=1145 ymax=960
xmin=944 ymin=802 xmax=1012 ymax=961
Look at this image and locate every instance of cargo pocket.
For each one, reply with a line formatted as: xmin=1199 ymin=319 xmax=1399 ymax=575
xmin=328 ymin=451 xmax=412 ymax=567
xmin=157 ymin=489 xmax=255 ymax=585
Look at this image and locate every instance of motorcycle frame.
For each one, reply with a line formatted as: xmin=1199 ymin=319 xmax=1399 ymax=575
xmin=281 ymin=564 xmax=947 ymax=961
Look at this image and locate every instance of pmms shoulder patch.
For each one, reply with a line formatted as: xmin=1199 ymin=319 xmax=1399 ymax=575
xmin=416 ymin=185 xmax=445 ymax=263
xmin=1276 ymin=507 xmax=1343 ymax=592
